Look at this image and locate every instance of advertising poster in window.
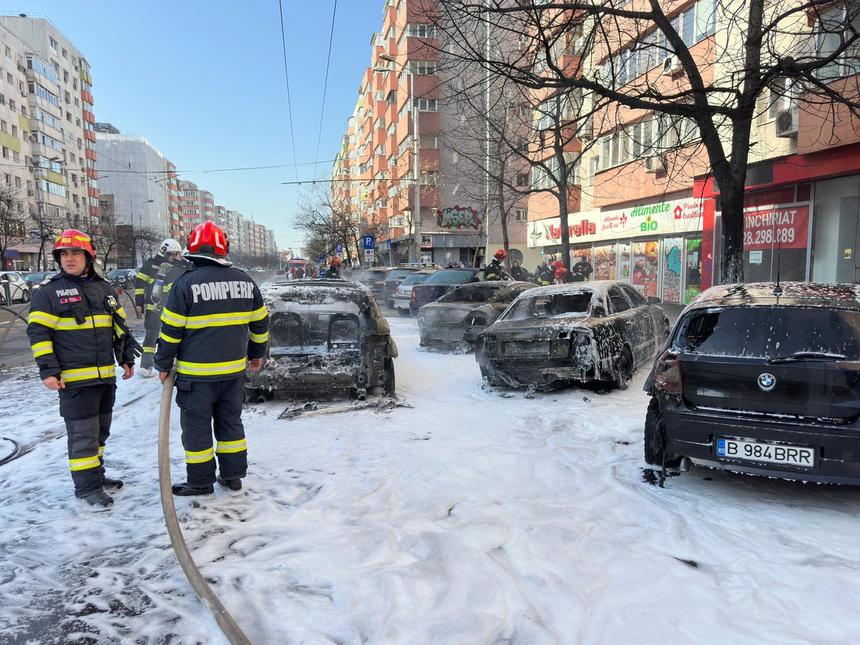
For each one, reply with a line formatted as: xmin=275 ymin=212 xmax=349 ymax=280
xmin=593 ymin=243 xmax=617 ymax=280
xmin=662 ymin=238 xmax=683 ymax=304
xmin=632 ymin=240 xmax=660 ymax=298
xmin=684 ymin=237 xmax=702 ymax=304
xmin=618 ymin=242 xmax=631 ymax=280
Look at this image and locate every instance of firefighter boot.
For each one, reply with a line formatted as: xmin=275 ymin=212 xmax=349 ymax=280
xmin=83 ymin=489 xmax=114 ymax=507
xmin=217 ymin=476 xmax=242 ymax=491
xmin=171 ymin=482 xmax=214 ymax=496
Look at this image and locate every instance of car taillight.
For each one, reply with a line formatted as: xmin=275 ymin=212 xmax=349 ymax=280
xmin=410 ymin=288 xmax=417 ymax=303
xmin=652 ymin=349 xmax=682 ymax=396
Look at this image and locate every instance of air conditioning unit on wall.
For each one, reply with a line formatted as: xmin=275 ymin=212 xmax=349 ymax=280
xmin=661 ymin=55 xmax=683 ymax=76
xmin=644 ymin=155 xmax=663 ymax=173
xmin=775 ymin=109 xmax=798 ymax=138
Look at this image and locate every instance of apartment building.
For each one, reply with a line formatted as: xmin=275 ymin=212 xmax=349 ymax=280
xmin=332 ymin=0 xmax=528 ymax=267
xmin=0 ymin=15 xmax=100 ymax=268
xmin=525 ymin=0 xmax=860 ymax=303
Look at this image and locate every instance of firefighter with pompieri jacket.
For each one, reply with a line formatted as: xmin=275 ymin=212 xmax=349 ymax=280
xmin=154 ymin=221 xmax=269 ymax=496
xmin=26 ymin=230 xmax=142 ymax=507
xmin=134 ymin=238 xmax=190 ymax=377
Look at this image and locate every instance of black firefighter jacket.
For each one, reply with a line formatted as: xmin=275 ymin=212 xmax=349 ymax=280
xmin=134 ymin=255 xmax=191 ymax=313
xmin=27 ymin=272 xmax=137 ymax=388
xmin=153 ymin=262 xmax=269 ymax=381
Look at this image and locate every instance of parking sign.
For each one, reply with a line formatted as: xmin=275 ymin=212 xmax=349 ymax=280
xmin=362 ymin=235 xmax=375 ymax=250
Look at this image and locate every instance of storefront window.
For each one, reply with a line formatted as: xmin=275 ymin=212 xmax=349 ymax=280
xmin=812 ymin=175 xmax=860 ymax=284
xmin=632 ymin=240 xmax=660 ymax=298
xmin=662 ymin=238 xmax=683 ymax=304
xmin=618 ymin=242 xmax=631 ymax=281
xmin=684 ymin=237 xmax=702 ymax=303
xmin=593 ymin=243 xmax=617 ymax=280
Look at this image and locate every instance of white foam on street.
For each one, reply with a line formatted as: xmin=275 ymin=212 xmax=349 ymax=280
xmin=1 ymin=316 xmax=859 ymax=643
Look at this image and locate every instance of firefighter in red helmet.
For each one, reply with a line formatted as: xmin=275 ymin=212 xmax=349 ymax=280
xmin=26 ymin=230 xmax=141 ymax=507
xmin=484 ymin=248 xmax=509 ymax=281
xmin=154 ymin=221 xmax=269 ymax=496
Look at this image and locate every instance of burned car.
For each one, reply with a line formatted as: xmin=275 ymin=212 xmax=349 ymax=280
xmin=476 ymin=281 xmax=668 ymax=390
xmin=410 ymin=267 xmax=483 ymax=315
xmin=644 ymin=282 xmax=860 ymax=484
xmin=245 ymin=279 xmax=397 ymax=401
xmin=418 ymin=281 xmax=535 ymax=348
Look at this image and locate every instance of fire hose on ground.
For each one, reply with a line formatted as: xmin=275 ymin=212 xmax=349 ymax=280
xmin=158 ymin=370 xmax=251 ymax=645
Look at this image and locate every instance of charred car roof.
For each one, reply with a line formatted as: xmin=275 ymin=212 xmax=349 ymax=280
xmin=686 ymin=282 xmax=860 ymax=312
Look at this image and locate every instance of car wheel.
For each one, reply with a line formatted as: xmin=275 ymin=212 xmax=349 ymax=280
xmin=382 ymin=357 xmax=395 ymax=396
xmin=644 ymin=397 xmax=681 ymax=467
xmin=613 ymin=346 xmax=634 ymax=390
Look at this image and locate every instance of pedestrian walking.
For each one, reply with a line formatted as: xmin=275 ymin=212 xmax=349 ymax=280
xmin=154 ymin=221 xmax=269 ymax=496
xmin=134 ymin=239 xmax=190 ymax=377
xmin=26 ymin=230 xmax=141 ymax=507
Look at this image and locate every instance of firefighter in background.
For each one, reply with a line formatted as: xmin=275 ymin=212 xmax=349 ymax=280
xmin=27 ymin=230 xmax=140 ymax=507
xmin=484 ymin=249 xmax=509 ymax=281
xmin=154 ymin=221 xmax=269 ymax=496
xmin=134 ymin=239 xmax=190 ymax=377
xmin=325 ymin=256 xmax=341 ymax=278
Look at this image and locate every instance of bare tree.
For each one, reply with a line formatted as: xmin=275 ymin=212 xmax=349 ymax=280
xmin=433 ymin=0 xmax=860 ymax=282
xmin=30 ymin=206 xmax=66 ymax=270
xmin=134 ymin=227 xmax=163 ymax=264
xmin=0 ymin=186 xmax=26 ymax=270
xmin=91 ymin=215 xmax=121 ymax=271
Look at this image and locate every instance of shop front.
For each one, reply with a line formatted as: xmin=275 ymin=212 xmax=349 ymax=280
xmin=695 ymin=142 xmax=860 ymax=290
xmin=527 ymin=196 xmax=704 ymax=304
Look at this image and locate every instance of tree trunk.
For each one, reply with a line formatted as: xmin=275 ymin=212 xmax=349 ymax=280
xmin=555 ymin=139 xmax=570 ymax=271
xmin=496 ymin=175 xmax=510 ymax=267
xmin=719 ymin=183 xmax=746 ymax=284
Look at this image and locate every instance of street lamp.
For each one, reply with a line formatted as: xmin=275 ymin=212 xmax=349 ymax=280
xmin=376 ymin=53 xmax=421 ymax=264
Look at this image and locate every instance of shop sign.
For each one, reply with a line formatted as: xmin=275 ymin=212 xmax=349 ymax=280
xmin=527 ymin=197 xmax=703 ymax=247
xmin=742 ymin=203 xmax=809 ymax=251
xmin=436 ymin=206 xmax=481 ymax=230
xmin=421 ymin=234 xmax=433 ymax=249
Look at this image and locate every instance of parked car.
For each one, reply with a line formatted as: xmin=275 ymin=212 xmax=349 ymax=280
xmin=393 ymin=270 xmax=435 ymax=316
xmin=410 ymin=267 xmax=483 ymax=316
xmin=0 ymin=271 xmax=30 ymax=304
xmin=356 ymin=266 xmax=393 ymax=304
xmin=244 ymin=279 xmax=398 ymax=401
xmin=476 ymin=281 xmax=668 ymax=390
xmin=382 ymin=266 xmax=424 ymax=308
xmin=644 ymin=282 xmax=860 ymax=484
xmin=22 ymin=271 xmax=57 ymax=289
xmin=106 ymin=268 xmax=137 ymax=291
xmin=418 ymin=281 xmax=535 ymax=348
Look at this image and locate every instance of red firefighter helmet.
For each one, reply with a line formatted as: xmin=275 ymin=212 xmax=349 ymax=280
xmin=554 ymin=267 xmax=567 ymax=280
xmin=551 ymin=259 xmax=565 ymax=271
xmin=53 ymin=229 xmax=95 ymax=263
xmin=493 ymin=248 xmax=507 ymax=261
xmin=330 ymin=256 xmax=341 ymax=266
xmin=186 ymin=221 xmax=231 ymax=266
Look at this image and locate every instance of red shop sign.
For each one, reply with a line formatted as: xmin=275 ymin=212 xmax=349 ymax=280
xmin=742 ymin=204 xmax=809 ymax=251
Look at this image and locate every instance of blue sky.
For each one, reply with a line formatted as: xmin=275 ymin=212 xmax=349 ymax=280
xmin=6 ymin=1 xmax=383 ymax=252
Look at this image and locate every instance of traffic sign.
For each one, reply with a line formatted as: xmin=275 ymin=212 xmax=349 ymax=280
xmin=362 ymin=235 xmax=375 ymax=250
xmin=335 ymin=243 xmax=344 ymax=254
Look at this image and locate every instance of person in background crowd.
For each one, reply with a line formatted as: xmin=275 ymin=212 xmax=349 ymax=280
xmin=484 ymin=249 xmax=509 ymax=281
xmin=570 ymin=257 xmax=594 ymax=282
xmin=325 ymin=257 xmax=341 ymax=278
xmin=27 ymin=230 xmax=140 ymax=507
xmin=535 ymin=261 xmax=554 ymax=286
xmin=510 ymin=260 xmax=530 ymax=281
xmin=154 ymin=221 xmax=269 ymax=497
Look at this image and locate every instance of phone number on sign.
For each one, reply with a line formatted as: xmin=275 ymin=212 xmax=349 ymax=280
xmin=743 ymin=227 xmax=795 ymax=247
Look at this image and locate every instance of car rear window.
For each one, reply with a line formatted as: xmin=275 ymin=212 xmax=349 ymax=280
xmin=401 ymin=273 xmax=430 ymax=286
xmin=387 ymin=269 xmax=417 ymax=281
xmin=424 ymin=270 xmax=477 ymax=285
xmin=676 ymin=306 xmax=860 ymax=359
xmin=438 ymin=285 xmax=500 ymax=303
xmin=501 ymin=290 xmax=592 ymax=321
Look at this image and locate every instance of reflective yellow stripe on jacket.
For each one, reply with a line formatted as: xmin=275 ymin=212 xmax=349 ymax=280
xmin=175 ymin=357 xmax=247 ymax=377
xmin=61 ymin=364 xmax=116 ymax=383
xmin=159 ymin=331 xmax=181 ymax=344
xmin=249 ymin=331 xmax=269 ymax=344
xmin=216 ymin=439 xmax=247 ymax=454
xmin=29 ymin=311 xmax=112 ymax=331
xmin=31 ymin=340 xmax=53 ymax=357
xmin=138 ymin=273 xmax=155 ymax=284
xmin=162 ymin=306 xmax=268 ymax=330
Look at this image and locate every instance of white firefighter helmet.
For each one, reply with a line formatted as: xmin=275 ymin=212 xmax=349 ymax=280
xmin=159 ymin=238 xmax=182 ymax=256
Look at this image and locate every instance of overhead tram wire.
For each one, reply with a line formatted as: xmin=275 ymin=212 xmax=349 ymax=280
xmin=313 ymin=0 xmax=339 ymax=177
xmin=6 ymin=159 xmax=338 ymax=176
xmin=277 ymin=0 xmax=300 ymax=183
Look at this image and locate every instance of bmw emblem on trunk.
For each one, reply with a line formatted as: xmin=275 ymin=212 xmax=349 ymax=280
xmin=758 ymin=372 xmax=776 ymax=391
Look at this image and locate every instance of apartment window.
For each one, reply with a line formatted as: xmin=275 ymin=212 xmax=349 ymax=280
xmin=49 ymin=37 xmax=58 ymax=51
xmin=3 ymin=173 xmax=9 ymax=184
xmin=407 ymin=23 xmax=438 ymax=38
xmin=420 ymin=170 xmax=439 ymax=185
xmin=5 ymin=72 xmax=11 ymax=84
xmin=11 ymin=124 xmax=16 ymax=137
xmin=8 ymin=100 xmax=14 ymax=111
xmin=414 ymin=98 xmax=437 ymax=111
xmin=76 ymin=118 xmax=81 ymax=127
xmin=2 ymin=147 xmax=8 ymax=159
xmin=411 ymin=60 xmax=437 ymax=75
xmin=695 ymin=0 xmax=717 ymax=40
xmin=0 ymin=120 xmax=6 ymax=133
xmin=815 ymin=3 xmax=860 ymax=79
xmin=516 ymin=172 xmax=529 ymax=187
xmin=3 ymin=46 xmax=9 ymax=58
xmin=62 ymin=47 xmax=67 ymax=59
xmin=515 ymin=208 xmax=528 ymax=222
xmin=14 ymin=175 xmax=20 ymax=188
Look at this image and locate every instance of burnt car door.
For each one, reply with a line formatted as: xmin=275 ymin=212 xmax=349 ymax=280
xmin=606 ymin=285 xmax=652 ymax=367
xmin=619 ymin=284 xmax=658 ymax=363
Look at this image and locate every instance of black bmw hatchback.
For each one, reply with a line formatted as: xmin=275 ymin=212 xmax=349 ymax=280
xmin=644 ymin=282 xmax=860 ymax=484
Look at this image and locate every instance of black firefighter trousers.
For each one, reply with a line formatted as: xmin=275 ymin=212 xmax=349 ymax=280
xmin=59 ymin=383 xmax=116 ymax=498
xmin=174 ymin=377 xmax=247 ymax=487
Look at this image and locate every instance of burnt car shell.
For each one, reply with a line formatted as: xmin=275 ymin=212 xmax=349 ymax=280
xmin=245 ymin=279 xmax=397 ymax=401
xmin=477 ymin=281 xmax=667 ymax=390
xmin=410 ymin=268 xmax=482 ymax=315
xmin=418 ymin=281 xmax=536 ymax=347
xmin=644 ymin=282 xmax=860 ymax=484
